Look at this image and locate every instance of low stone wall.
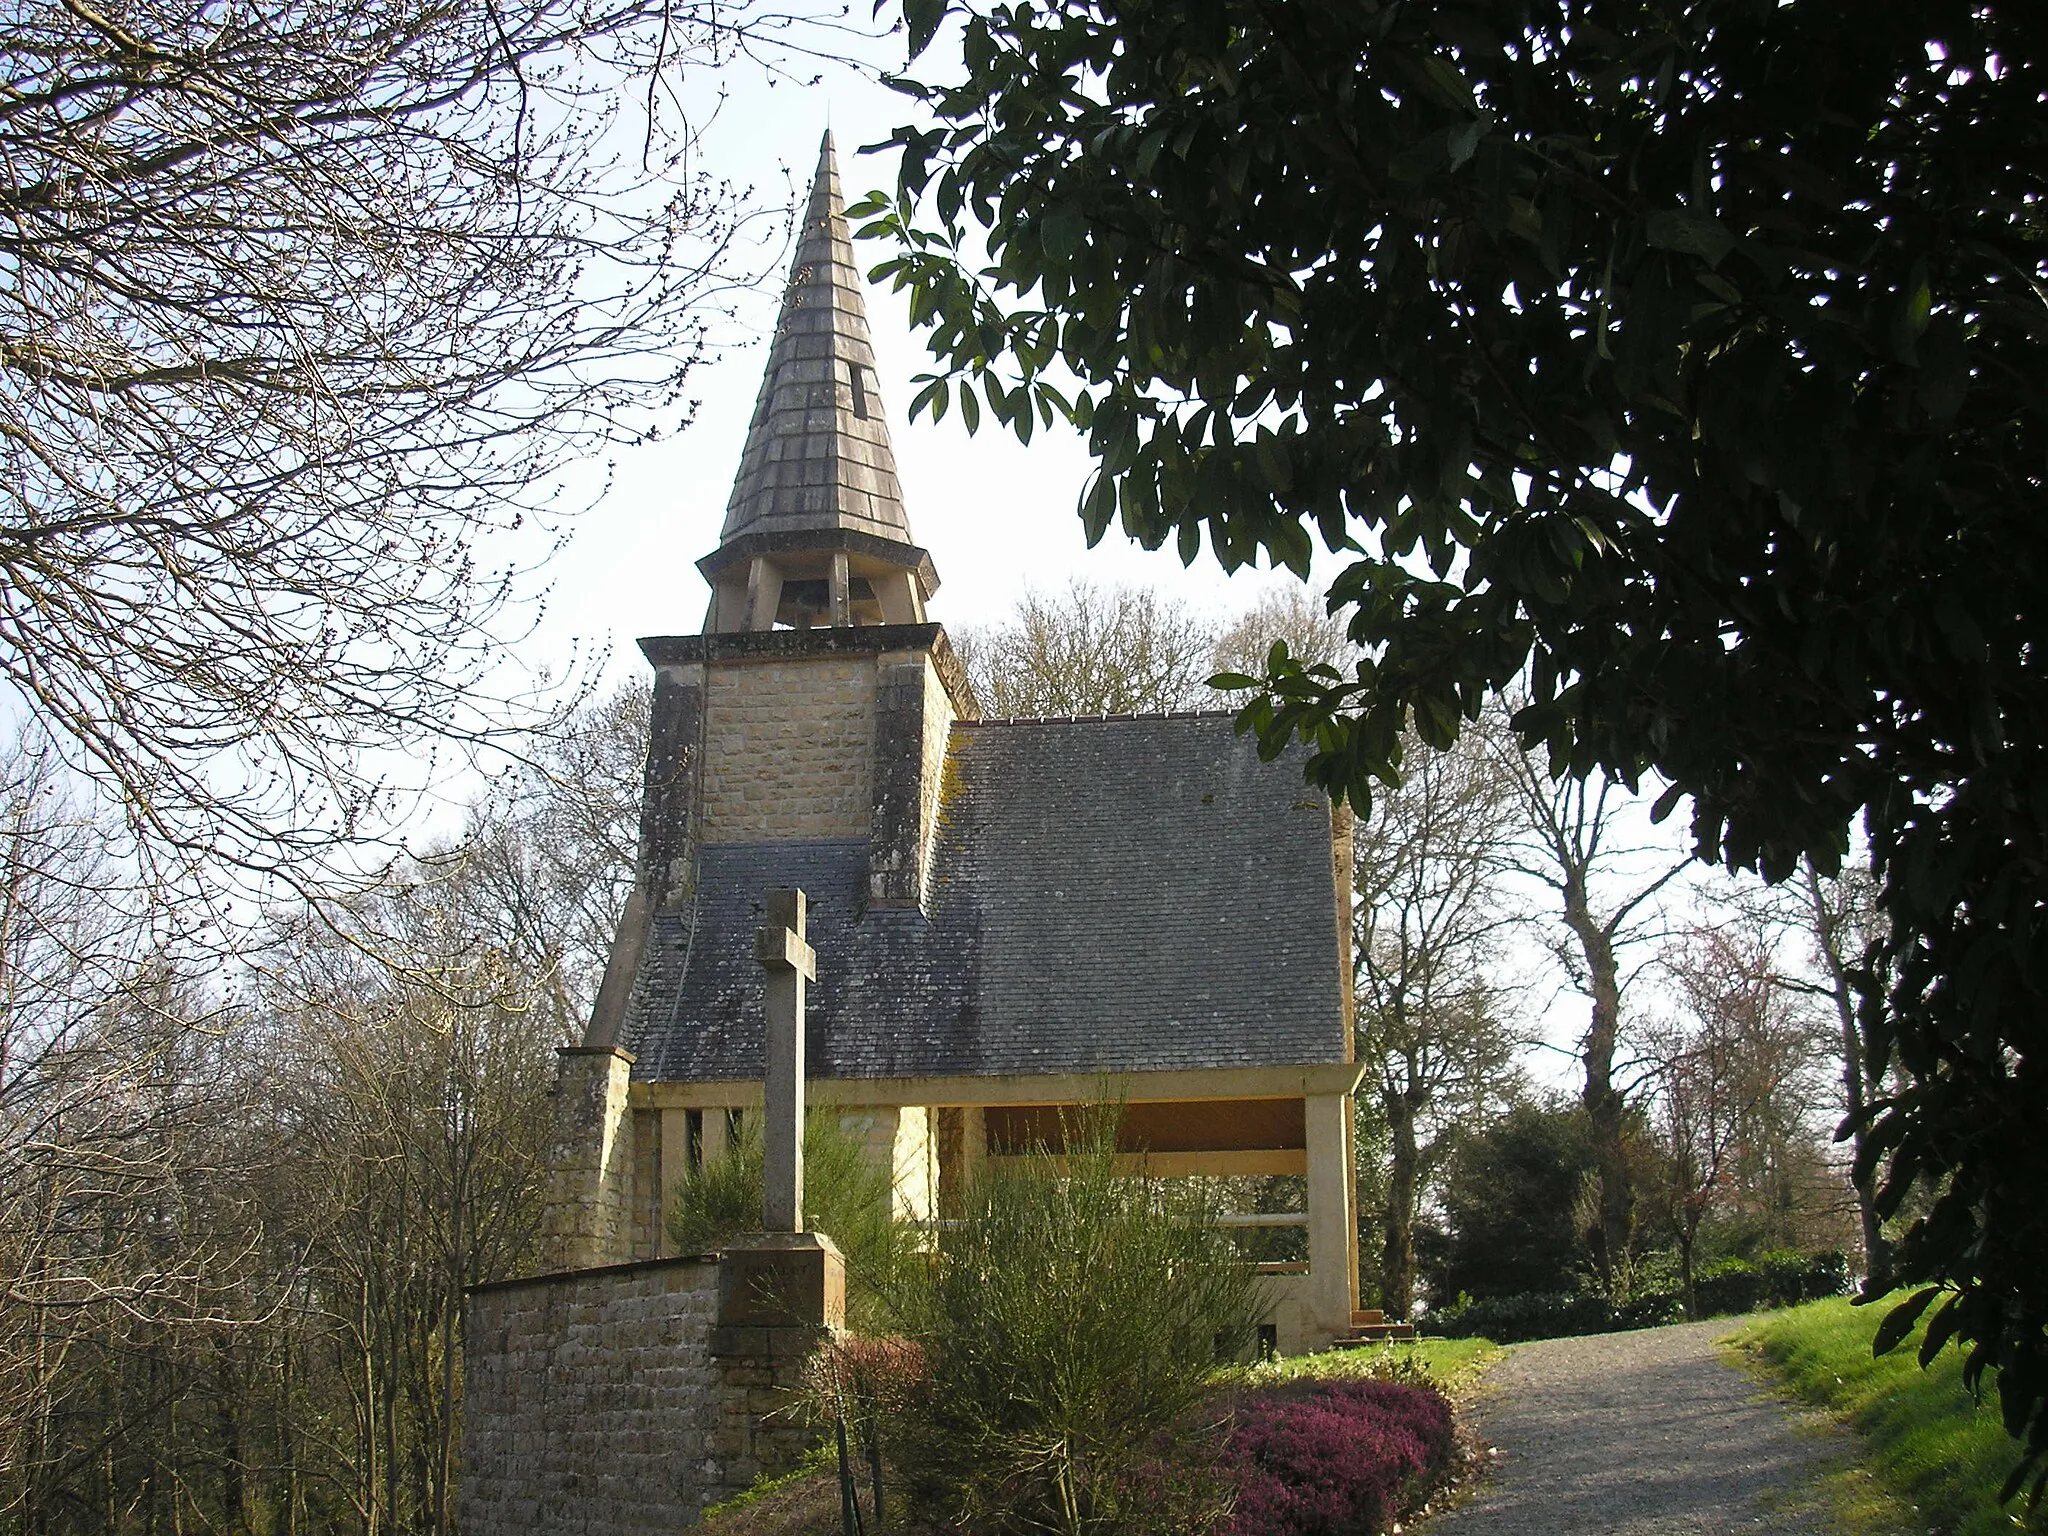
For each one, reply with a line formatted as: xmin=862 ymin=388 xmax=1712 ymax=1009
xmin=462 ymin=1254 xmax=825 ymax=1535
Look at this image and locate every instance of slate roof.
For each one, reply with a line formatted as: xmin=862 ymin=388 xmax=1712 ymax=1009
xmin=622 ymin=714 xmax=1350 ymax=1084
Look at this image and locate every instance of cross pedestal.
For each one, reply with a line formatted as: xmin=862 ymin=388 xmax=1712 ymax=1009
xmin=714 ymin=887 xmax=843 ymax=1353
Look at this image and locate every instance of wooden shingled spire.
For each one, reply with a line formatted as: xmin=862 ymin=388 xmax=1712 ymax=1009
xmin=699 ymin=132 xmax=939 ymax=632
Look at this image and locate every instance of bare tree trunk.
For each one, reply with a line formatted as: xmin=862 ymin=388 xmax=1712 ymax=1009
xmin=381 ymin=1309 xmax=400 ymax=1536
xmin=26 ymin=1251 xmax=51 ymax=1536
xmin=145 ymin=1344 xmax=163 ymax=1536
xmin=169 ymin=1380 xmax=184 ymax=1536
xmin=1352 ymin=716 xmax=1522 ymax=1325
xmin=433 ymin=1302 xmax=456 ymax=1536
xmin=1677 ymin=1206 xmax=1702 ymax=1320
xmin=280 ymin=1325 xmax=298 ymax=1536
xmin=102 ymin=1332 xmax=117 ymax=1536
xmin=1494 ymin=722 xmax=1683 ymax=1306
xmin=1802 ymin=861 xmax=1890 ymax=1282
xmin=216 ymin=1350 xmax=248 ymax=1536
xmin=358 ymin=1277 xmax=377 ymax=1536
xmin=1564 ymin=877 xmax=1634 ymax=1297
xmin=434 ymin=1171 xmax=464 ymax=1536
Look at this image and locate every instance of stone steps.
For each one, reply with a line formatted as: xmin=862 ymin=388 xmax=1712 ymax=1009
xmin=1328 ymin=1307 xmax=1418 ymax=1347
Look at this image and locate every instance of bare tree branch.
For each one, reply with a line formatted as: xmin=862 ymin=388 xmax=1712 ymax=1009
xmin=0 ymin=0 xmax=851 ymax=899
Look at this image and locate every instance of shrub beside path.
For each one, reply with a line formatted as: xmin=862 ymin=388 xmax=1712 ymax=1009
xmin=1424 ymin=1319 xmax=1906 ymax=1536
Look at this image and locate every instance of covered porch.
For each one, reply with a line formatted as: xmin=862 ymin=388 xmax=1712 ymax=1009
xmin=632 ymin=1061 xmax=1365 ymax=1355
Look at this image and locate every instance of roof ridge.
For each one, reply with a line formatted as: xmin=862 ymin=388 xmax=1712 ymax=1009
xmin=956 ymin=708 xmax=1241 ymax=727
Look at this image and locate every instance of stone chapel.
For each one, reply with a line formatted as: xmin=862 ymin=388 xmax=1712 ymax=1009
xmin=545 ymin=132 xmax=1366 ymax=1354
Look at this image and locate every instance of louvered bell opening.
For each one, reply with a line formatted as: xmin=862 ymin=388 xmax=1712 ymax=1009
xmin=772 ymin=575 xmax=879 ymax=629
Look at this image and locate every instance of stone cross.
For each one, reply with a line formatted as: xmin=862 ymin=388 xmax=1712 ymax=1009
xmin=754 ymin=887 xmax=816 ymax=1233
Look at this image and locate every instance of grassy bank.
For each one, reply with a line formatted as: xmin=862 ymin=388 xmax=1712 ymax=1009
xmin=1740 ymin=1296 xmax=2042 ymax=1536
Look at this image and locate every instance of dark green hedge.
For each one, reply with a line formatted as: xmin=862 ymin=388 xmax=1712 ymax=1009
xmin=1425 ymin=1251 xmax=1851 ymax=1344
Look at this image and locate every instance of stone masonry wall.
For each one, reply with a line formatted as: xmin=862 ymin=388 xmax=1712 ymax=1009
xmin=463 ymin=1258 xmax=824 ymax=1536
xmin=869 ymin=650 xmax=958 ymax=909
xmin=702 ymin=657 xmax=874 ymax=840
xmin=867 ymin=655 xmax=925 ymax=906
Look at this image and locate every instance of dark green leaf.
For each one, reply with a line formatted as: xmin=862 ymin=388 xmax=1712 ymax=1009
xmin=1873 ymin=1288 xmax=1942 ymax=1357
xmin=903 ymin=0 xmax=946 ymax=61
xmin=1645 ymin=209 xmax=1734 ymax=269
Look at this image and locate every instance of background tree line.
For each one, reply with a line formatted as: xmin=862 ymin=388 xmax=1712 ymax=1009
xmin=0 ymin=697 xmax=644 ymax=1536
xmin=0 ymin=0 xmax=855 ymax=1524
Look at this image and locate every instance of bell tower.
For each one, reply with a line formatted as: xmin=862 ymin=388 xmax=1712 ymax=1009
xmin=577 ymin=129 xmax=975 ymax=1081
xmin=698 ymin=130 xmax=940 ymax=634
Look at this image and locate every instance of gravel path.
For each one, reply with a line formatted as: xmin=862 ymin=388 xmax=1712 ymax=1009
xmin=1425 ymin=1320 xmax=1887 ymax=1536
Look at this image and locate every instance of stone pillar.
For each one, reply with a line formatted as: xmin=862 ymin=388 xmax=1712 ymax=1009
xmin=713 ymin=1233 xmax=846 ymax=1354
xmin=744 ymin=555 xmax=784 ymax=631
xmin=1344 ymin=1100 xmax=1362 ymax=1313
xmin=710 ymin=1231 xmax=847 ymax=1490
xmin=936 ymin=1104 xmax=988 ymax=1217
xmin=829 ymin=550 xmax=851 ymax=627
xmin=874 ymin=570 xmax=921 ymax=624
xmin=658 ymin=1107 xmax=691 ymax=1257
xmin=546 ymin=1045 xmax=636 ymax=1271
xmin=960 ymin=1104 xmax=988 ymax=1188
xmin=712 ymin=1106 xmax=739 ymax=1161
xmin=1304 ymin=1092 xmax=1359 ymax=1345
xmin=889 ymin=1106 xmax=936 ymax=1222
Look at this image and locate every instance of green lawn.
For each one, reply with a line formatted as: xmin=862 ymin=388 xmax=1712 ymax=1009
xmin=1239 ymin=1334 xmax=1504 ymax=1395
xmin=1739 ymin=1296 xmax=2043 ymax=1536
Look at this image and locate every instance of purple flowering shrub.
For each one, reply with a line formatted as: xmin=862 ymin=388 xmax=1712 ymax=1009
xmin=1216 ymin=1379 xmax=1455 ymax=1536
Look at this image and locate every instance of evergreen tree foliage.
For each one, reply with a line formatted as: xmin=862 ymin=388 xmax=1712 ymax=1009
xmin=861 ymin=1 xmax=2048 ymax=1494
xmin=883 ymin=1109 xmax=1256 ymax=1536
xmin=1428 ymin=1100 xmax=1598 ymax=1306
